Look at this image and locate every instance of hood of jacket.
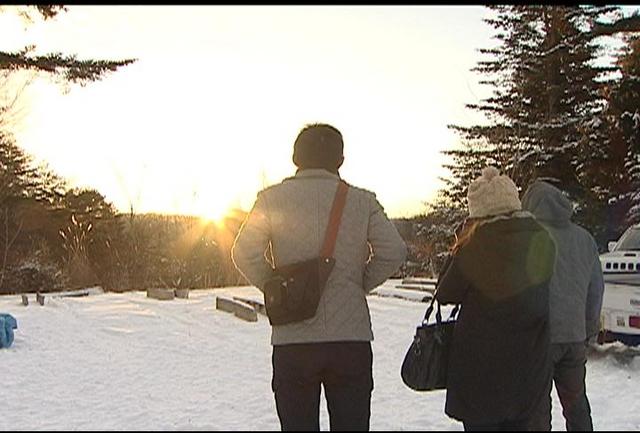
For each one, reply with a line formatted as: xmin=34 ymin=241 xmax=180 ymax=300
xmin=521 ymin=180 xmax=574 ymax=228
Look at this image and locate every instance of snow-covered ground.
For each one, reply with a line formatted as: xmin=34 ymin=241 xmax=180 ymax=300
xmin=1 ymin=280 xmax=639 ymax=431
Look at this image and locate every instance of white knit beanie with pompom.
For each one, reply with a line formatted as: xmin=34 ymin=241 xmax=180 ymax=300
xmin=467 ymin=166 xmax=522 ymax=219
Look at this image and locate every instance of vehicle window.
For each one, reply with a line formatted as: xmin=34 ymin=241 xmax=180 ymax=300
xmin=616 ymin=227 xmax=640 ymax=251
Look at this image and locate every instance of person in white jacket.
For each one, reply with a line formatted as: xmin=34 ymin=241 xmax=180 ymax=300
xmin=232 ymin=123 xmax=407 ymax=431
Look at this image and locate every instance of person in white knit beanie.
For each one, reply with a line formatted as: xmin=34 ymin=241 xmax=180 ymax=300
xmin=434 ymin=165 xmax=556 ymax=431
xmin=467 ymin=166 xmax=522 ymax=219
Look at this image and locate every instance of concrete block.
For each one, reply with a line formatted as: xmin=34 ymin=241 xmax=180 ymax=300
xmin=174 ymin=288 xmax=189 ymax=299
xmin=234 ymin=304 xmax=258 ymax=322
xmin=216 ymin=296 xmax=237 ymax=313
xmin=147 ymin=288 xmax=175 ymax=301
xmin=233 ymin=296 xmax=266 ymax=315
xmin=216 ymin=296 xmax=258 ymax=322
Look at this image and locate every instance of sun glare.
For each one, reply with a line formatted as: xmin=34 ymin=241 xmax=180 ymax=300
xmin=6 ymin=5 xmax=496 ymax=222
xmin=199 ymin=203 xmax=231 ymax=227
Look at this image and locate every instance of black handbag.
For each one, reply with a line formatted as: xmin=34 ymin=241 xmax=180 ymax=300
xmin=263 ymin=181 xmax=348 ymax=326
xmin=400 ymin=295 xmax=459 ymax=391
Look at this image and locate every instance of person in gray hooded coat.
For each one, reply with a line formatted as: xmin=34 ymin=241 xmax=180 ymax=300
xmin=522 ymin=179 xmax=605 ymax=431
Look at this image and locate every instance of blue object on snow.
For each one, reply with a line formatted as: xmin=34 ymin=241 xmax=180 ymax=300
xmin=0 ymin=313 xmax=18 ymax=349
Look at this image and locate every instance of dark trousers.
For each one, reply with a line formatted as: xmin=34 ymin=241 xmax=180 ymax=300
xmin=530 ymin=342 xmax=593 ymax=431
xmin=271 ymin=341 xmax=373 ymax=431
xmin=463 ymin=419 xmax=530 ymax=431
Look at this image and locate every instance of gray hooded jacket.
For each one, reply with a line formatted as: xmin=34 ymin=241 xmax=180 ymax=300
xmin=522 ymin=180 xmax=604 ymax=343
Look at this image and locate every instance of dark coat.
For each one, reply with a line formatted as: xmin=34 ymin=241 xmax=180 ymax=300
xmin=436 ymin=214 xmax=556 ymax=424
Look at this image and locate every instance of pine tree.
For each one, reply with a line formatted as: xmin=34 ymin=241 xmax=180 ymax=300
xmin=578 ymin=31 xmax=640 ymax=243
xmin=0 ymin=5 xmax=136 ymax=291
xmin=0 ymin=6 xmax=135 ymax=86
xmin=610 ymin=35 xmax=640 ymax=227
xmin=0 ymin=132 xmax=36 ymax=202
xmin=445 ymin=6 xmax=620 ymax=242
xmin=444 ymin=5 xmax=544 ymax=207
xmin=0 ymin=131 xmax=42 ymax=288
xmin=407 ymin=198 xmax=467 ymax=277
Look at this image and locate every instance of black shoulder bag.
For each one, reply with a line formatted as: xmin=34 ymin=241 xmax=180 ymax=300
xmin=400 ymin=294 xmax=460 ymax=391
xmin=263 ymin=181 xmax=348 ymax=326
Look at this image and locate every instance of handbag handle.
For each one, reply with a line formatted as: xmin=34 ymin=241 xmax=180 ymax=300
xmin=319 ymin=181 xmax=349 ymax=258
xmin=422 ymin=291 xmax=459 ymax=325
xmin=421 ymin=253 xmax=459 ymax=325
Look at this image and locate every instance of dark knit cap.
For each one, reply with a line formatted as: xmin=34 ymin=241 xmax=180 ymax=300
xmin=293 ymin=123 xmax=344 ymax=171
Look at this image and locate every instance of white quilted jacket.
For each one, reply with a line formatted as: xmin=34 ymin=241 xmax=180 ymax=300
xmin=232 ymin=169 xmax=407 ymax=345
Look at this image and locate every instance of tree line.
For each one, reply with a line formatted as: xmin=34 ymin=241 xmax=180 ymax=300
xmin=0 ymin=130 xmax=249 ymax=294
xmin=2 ymin=6 xmax=639 ymax=286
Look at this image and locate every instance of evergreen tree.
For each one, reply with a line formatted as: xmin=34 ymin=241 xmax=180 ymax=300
xmin=0 ymin=131 xmax=55 ymax=289
xmin=610 ymin=35 xmax=640 ymax=227
xmin=62 ymin=188 xmax=116 ymax=221
xmin=0 ymin=6 xmax=135 ymax=86
xmin=406 ymin=198 xmax=467 ymax=277
xmin=445 ymin=6 xmax=620 ymax=243
xmin=0 ymin=5 xmax=136 ymax=291
xmin=578 ymin=32 xmax=640 ymax=243
xmin=0 ymin=131 xmax=36 ymax=202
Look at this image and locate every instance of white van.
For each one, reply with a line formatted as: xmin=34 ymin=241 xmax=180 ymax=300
xmin=598 ymin=223 xmax=640 ymax=346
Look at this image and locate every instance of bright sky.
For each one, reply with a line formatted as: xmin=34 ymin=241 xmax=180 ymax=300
xmin=0 ymin=6 xmax=530 ymax=219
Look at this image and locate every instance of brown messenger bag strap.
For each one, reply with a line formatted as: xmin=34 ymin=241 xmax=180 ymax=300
xmin=320 ymin=180 xmax=349 ymax=258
